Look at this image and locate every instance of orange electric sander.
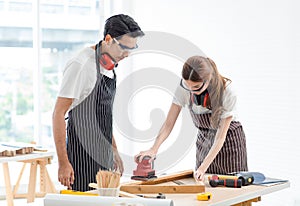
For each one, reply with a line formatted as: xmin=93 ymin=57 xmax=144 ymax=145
xmin=131 ymin=155 xmax=157 ymax=181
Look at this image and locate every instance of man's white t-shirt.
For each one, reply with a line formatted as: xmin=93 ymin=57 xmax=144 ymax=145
xmin=172 ymin=82 xmax=239 ymax=120
xmin=58 ymin=47 xmax=114 ymax=110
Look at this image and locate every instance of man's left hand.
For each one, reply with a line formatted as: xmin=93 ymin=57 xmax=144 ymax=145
xmin=113 ymin=149 xmax=124 ymax=175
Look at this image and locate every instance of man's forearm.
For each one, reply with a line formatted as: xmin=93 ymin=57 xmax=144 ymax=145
xmin=112 ymin=135 xmax=118 ymax=150
xmin=52 ymin=113 xmax=69 ymax=164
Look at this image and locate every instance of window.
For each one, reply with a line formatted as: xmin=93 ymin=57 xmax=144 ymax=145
xmin=0 ymin=0 xmax=102 ymax=147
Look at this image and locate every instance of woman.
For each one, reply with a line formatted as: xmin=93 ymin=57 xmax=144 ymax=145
xmin=135 ymin=56 xmax=248 ymax=181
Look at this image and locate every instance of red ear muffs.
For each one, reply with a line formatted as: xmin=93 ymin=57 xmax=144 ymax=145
xmin=99 ymin=53 xmax=115 ymax=70
xmin=193 ymin=89 xmax=209 ymax=107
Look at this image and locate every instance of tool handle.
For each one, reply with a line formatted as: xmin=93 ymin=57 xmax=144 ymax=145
xmin=60 ymin=190 xmax=98 ymax=196
xmin=237 ymin=174 xmax=254 ymax=186
xmin=209 ymin=179 xmax=242 ymax=188
xmin=209 ymin=174 xmax=238 ymax=181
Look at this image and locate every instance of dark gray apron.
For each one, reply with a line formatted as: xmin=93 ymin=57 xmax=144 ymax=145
xmin=188 ymin=94 xmax=248 ymax=174
xmin=66 ymin=42 xmax=116 ymax=191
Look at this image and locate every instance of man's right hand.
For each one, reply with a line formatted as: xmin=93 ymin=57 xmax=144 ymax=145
xmin=58 ymin=161 xmax=74 ymax=190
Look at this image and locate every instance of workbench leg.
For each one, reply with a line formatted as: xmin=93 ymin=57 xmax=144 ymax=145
xmin=45 ymin=167 xmax=56 ymax=193
xmin=39 ymin=160 xmax=46 ymax=193
xmin=232 ymin=197 xmax=261 ymax=206
xmin=13 ymin=163 xmax=26 ymax=196
xmin=3 ymin=163 xmax=14 ymax=206
xmin=27 ymin=160 xmax=38 ymax=203
xmin=39 ymin=158 xmax=56 ymax=193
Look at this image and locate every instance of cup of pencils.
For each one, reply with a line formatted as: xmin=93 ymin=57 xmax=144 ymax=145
xmin=96 ymin=170 xmax=121 ymax=197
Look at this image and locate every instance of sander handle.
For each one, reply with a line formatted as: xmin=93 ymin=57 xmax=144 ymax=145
xmin=135 ymin=155 xmax=155 ymax=169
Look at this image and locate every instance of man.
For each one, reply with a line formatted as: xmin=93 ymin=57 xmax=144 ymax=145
xmin=52 ymin=14 xmax=144 ymax=191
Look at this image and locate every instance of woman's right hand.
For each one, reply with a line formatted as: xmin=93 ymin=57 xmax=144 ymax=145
xmin=134 ymin=148 xmax=157 ymax=163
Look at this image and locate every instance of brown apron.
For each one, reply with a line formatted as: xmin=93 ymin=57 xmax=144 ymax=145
xmin=188 ymin=96 xmax=248 ymax=174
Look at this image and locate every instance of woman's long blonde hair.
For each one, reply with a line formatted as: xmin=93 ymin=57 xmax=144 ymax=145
xmin=182 ymin=56 xmax=231 ymax=128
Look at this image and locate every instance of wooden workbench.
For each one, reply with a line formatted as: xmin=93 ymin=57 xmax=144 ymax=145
xmin=43 ymin=180 xmax=290 ymax=206
xmin=120 ymin=171 xmax=290 ymax=206
xmin=167 ymin=178 xmax=290 ymax=205
xmin=0 ymin=151 xmax=56 ymax=206
xmin=120 ymin=170 xmax=290 ymax=206
xmin=60 ymin=170 xmax=288 ymax=206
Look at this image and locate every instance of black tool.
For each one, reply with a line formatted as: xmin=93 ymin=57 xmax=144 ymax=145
xmin=137 ymin=193 xmax=166 ymax=199
xmin=236 ymin=173 xmax=254 ymax=186
xmin=209 ymin=175 xmax=242 ymax=188
xmin=209 ymin=179 xmax=242 ymax=188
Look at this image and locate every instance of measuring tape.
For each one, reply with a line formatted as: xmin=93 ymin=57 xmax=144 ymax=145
xmin=197 ymin=192 xmax=212 ymax=201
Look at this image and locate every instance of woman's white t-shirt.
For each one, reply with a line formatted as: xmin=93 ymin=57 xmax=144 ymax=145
xmin=58 ymin=47 xmax=114 ymax=110
xmin=172 ymin=82 xmax=239 ymax=120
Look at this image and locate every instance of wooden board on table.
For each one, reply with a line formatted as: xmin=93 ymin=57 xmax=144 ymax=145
xmin=120 ymin=170 xmax=205 ymax=194
xmin=121 ymin=185 xmax=204 ymax=194
xmin=0 ymin=146 xmax=16 ymax=157
xmin=0 ymin=142 xmax=40 ymax=157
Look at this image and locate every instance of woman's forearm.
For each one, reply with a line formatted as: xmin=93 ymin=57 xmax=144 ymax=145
xmin=200 ymin=116 xmax=232 ymax=170
xmin=151 ymin=103 xmax=182 ymax=153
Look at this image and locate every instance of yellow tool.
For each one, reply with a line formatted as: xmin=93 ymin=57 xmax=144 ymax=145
xmin=197 ymin=192 xmax=212 ymax=201
xmin=60 ymin=190 xmax=98 ymax=196
xmin=208 ymin=174 xmax=238 ymax=181
xmin=208 ymin=174 xmax=254 ymax=186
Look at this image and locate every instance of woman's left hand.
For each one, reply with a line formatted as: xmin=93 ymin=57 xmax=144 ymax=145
xmin=113 ymin=150 xmax=124 ymax=175
xmin=194 ymin=166 xmax=206 ymax=182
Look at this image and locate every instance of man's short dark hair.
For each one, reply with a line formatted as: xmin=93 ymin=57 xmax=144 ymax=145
xmin=103 ymin=14 xmax=144 ymax=40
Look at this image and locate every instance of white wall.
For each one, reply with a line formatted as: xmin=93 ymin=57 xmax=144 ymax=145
xmin=110 ymin=0 xmax=300 ymax=205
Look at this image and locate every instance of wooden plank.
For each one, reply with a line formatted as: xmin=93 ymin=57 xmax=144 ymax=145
xmin=141 ymin=170 xmax=194 ymax=185
xmin=13 ymin=163 xmax=27 ymax=196
xmin=3 ymin=162 xmax=14 ymax=206
xmin=119 ymin=191 xmax=143 ymax=198
xmin=45 ymin=166 xmax=57 ymax=193
xmin=123 ymin=169 xmax=194 ymax=186
xmin=0 ymin=149 xmax=16 ymax=157
xmin=120 ymin=170 xmax=204 ymax=195
xmin=16 ymin=147 xmax=34 ymax=155
xmin=253 ymin=196 xmax=261 ymax=202
xmin=13 ymin=193 xmax=46 ymax=199
xmin=232 ymin=197 xmax=261 ymax=206
xmin=0 ymin=144 xmax=32 ymax=156
xmin=0 ymin=152 xmax=54 ymax=163
xmin=0 ymin=142 xmax=44 ymax=157
xmin=39 ymin=160 xmax=47 ymax=193
xmin=27 ymin=160 xmax=38 ymax=203
xmin=120 ymin=185 xmax=205 ymax=194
